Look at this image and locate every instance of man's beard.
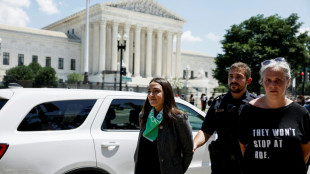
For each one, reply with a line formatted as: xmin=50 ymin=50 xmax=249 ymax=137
xmin=229 ymin=83 xmax=245 ymax=93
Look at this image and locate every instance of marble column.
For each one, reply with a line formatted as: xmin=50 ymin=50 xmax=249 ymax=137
xmin=111 ymin=21 xmax=118 ymax=71
xmin=152 ymin=33 xmax=156 ymax=76
xmin=134 ymin=25 xmax=141 ymax=77
xmin=80 ymin=26 xmax=85 ymax=73
xmin=99 ymin=20 xmax=106 ymax=72
xmin=166 ymin=31 xmax=172 ymax=78
xmin=176 ymin=32 xmax=182 ymax=78
xmin=156 ymin=29 xmax=163 ymax=77
xmin=146 ymin=27 xmax=153 ymax=78
xmin=171 ymin=34 xmax=176 ymax=78
xmin=141 ymin=30 xmax=146 ymax=76
xmin=106 ymin=25 xmax=112 ymax=70
xmin=124 ymin=23 xmax=130 ymax=75
xmin=129 ymin=29 xmax=134 ymax=75
xmin=92 ymin=23 xmax=99 ymax=74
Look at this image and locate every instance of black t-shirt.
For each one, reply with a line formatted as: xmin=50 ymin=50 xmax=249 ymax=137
xmin=239 ymin=102 xmax=310 ymax=174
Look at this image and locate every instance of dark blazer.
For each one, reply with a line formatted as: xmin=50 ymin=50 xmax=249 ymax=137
xmin=134 ymin=112 xmax=194 ymax=174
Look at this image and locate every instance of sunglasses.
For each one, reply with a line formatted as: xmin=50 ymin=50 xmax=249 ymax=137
xmin=261 ymin=57 xmax=286 ymax=66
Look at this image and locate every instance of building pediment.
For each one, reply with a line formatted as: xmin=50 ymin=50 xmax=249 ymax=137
xmin=104 ymin=0 xmax=185 ymax=22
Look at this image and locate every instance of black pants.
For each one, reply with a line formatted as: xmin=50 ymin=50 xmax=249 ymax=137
xmin=209 ymin=142 xmax=242 ymax=174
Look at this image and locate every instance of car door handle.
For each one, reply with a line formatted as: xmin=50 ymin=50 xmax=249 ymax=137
xmin=101 ymin=142 xmax=120 ymax=151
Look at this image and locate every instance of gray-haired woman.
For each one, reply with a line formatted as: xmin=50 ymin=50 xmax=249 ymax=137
xmin=239 ymin=57 xmax=310 ymax=174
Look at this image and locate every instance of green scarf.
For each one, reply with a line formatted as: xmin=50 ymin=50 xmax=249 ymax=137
xmin=143 ymin=107 xmax=163 ymax=142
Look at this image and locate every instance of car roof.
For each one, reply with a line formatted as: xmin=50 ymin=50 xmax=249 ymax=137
xmin=0 ymin=88 xmax=147 ymax=100
xmin=175 ymin=97 xmax=206 ymax=117
xmin=0 ymin=88 xmax=205 ymax=117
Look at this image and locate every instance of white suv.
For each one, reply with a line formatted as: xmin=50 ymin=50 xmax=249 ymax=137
xmin=0 ymin=88 xmax=214 ymax=174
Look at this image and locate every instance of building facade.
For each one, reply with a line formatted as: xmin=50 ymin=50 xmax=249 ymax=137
xmin=177 ymin=50 xmax=218 ymax=101
xmin=0 ymin=0 xmax=218 ymax=97
xmin=0 ymin=24 xmax=81 ymax=81
xmin=43 ymin=0 xmax=185 ymax=82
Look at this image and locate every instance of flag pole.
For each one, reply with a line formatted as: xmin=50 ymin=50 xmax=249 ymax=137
xmin=83 ymin=0 xmax=90 ymax=84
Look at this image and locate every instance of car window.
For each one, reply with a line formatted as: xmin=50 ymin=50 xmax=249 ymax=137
xmin=176 ymin=103 xmax=204 ymax=130
xmin=101 ymin=99 xmax=203 ymax=131
xmin=102 ymin=99 xmax=144 ymax=130
xmin=0 ymin=99 xmax=8 ymax=110
xmin=17 ymin=100 xmax=96 ymax=131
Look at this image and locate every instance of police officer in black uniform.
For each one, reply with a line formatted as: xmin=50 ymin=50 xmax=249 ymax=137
xmin=193 ymin=62 xmax=256 ymax=174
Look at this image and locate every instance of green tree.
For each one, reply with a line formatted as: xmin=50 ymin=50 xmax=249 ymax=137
xmin=28 ymin=62 xmax=42 ymax=74
xmin=214 ymin=85 xmax=228 ymax=94
xmin=297 ymin=81 xmax=310 ymax=95
xmin=4 ymin=65 xmax=34 ymax=80
xmin=3 ymin=66 xmax=34 ymax=86
xmin=34 ymin=66 xmax=58 ymax=87
xmin=3 ymin=63 xmax=59 ymax=88
xmin=214 ymin=13 xmax=310 ymax=94
xmin=67 ymin=72 xmax=83 ymax=83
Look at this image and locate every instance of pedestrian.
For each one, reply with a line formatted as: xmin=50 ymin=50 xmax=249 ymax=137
xmin=193 ymin=62 xmax=256 ymax=174
xmin=296 ymin=95 xmax=305 ymax=106
xmin=134 ymin=77 xmax=193 ymax=174
xmin=181 ymin=94 xmax=185 ymax=100
xmin=238 ymin=57 xmax=310 ymax=174
xmin=189 ymin=94 xmax=195 ymax=105
xmin=201 ymin=94 xmax=207 ymax=111
xmin=200 ymin=94 xmax=204 ymax=109
xmin=207 ymin=96 xmax=214 ymax=107
xmin=304 ymin=98 xmax=310 ymax=113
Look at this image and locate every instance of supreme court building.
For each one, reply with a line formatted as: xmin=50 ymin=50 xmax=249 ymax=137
xmin=0 ymin=0 xmax=218 ymax=97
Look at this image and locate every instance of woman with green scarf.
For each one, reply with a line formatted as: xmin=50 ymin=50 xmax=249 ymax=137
xmin=134 ymin=77 xmax=194 ymax=174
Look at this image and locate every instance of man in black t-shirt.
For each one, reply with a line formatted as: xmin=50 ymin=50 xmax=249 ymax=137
xmin=193 ymin=62 xmax=256 ymax=174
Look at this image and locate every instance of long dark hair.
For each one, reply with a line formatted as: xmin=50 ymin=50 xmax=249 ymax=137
xmin=140 ymin=77 xmax=183 ymax=127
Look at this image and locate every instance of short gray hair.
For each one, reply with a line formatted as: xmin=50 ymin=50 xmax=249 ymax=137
xmin=259 ymin=60 xmax=291 ymax=85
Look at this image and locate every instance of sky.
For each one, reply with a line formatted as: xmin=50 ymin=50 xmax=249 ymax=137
xmin=0 ymin=0 xmax=309 ymax=57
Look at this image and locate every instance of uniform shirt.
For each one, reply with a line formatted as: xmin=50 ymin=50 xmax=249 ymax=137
xmin=304 ymin=104 xmax=310 ymax=113
xmin=239 ymin=102 xmax=310 ymax=174
xmin=201 ymin=91 xmax=256 ymax=147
